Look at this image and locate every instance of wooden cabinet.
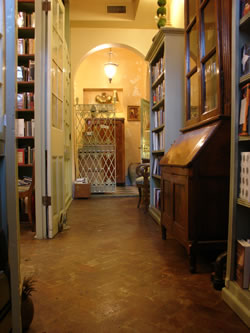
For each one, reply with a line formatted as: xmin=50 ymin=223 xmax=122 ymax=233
xmin=222 ymin=1 xmax=250 ymax=327
xmin=161 ymin=121 xmax=230 ymax=272
xmin=16 ymin=0 xmax=35 ymax=179
xmin=159 ymin=0 xmax=232 ymax=273
xmin=145 ymin=27 xmax=184 ymax=223
xmin=115 ymin=118 xmax=125 ymax=185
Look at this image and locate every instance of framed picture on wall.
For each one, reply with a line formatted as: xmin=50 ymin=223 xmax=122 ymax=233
xmin=127 ymin=105 xmax=140 ymax=121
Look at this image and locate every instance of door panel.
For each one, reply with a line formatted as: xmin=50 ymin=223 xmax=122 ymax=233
xmin=47 ymin=0 xmax=65 ymax=238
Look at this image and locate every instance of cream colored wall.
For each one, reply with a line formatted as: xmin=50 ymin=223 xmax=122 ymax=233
xmin=171 ymin=0 xmax=184 ymax=28
xmin=71 ymin=28 xmax=157 ymax=77
xmin=71 ymin=11 xmax=184 ymax=182
xmin=74 ymin=47 xmax=148 ymax=179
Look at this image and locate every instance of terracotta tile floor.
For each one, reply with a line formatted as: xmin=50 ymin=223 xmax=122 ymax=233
xmin=20 ymin=197 xmax=249 ymax=333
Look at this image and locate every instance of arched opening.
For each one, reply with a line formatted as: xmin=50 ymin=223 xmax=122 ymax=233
xmin=73 ymin=44 xmax=149 ymax=190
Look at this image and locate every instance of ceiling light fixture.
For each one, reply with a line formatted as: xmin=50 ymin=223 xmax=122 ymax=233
xmin=104 ymin=48 xmax=118 ymax=83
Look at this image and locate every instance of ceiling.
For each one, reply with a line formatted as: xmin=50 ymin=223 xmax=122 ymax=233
xmin=69 ymin=0 xmax=159 ymax=29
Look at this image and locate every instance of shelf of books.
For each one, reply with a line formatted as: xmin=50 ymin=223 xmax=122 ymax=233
xmin=145 ymin=27 xmax=184 ymax=224
xmin=222 ymin=0 xmax=250 ymax=328
xmin=16 ymin=0 xmax=35 ymax=179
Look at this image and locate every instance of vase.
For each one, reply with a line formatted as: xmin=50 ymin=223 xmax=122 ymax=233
xmin=21 ymin=296 xmax=34 ymax=331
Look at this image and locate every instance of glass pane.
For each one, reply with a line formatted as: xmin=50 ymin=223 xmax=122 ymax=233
xmin=188 ymin=22 xmax=198 ymax=72
xmin=203 ymin=0 xmax=216 ymax=55
xmin=53 ymin=0 xmax=57 ymax=30
xmin=52 ymin=157 xmax=57 ymax=215
xmin=189 ymin=72 xmax=199 ymax=120
xmin=57 ymin=100 xmax=63 ymax=130
xmin=58 ymin=4 xmax=64 ymax=39
xmin=57 ymin=37 xmax=63 ymax=69
xmin=204 ymin=54 xmax=217 ymax=113
xmin=52 ymin=61 xmax=57 ymax=95
xmin=52 ymin=29 xmax=57 ymax=62
xmin=52 ymin=94 xmax=57 ymax=127
xmin=188 ymin=0 xmax=196 ymax=24
xmin=57 ymin=67 xmax=63 ymax=99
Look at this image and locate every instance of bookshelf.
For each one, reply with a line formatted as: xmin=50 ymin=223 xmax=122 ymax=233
xmin=145 ymin=27 xmax=184 ymax=224
xmin=16 ymin=0 xmax=35 ymax=178
xmin=222 ymin=0 xmax=250 ymax=327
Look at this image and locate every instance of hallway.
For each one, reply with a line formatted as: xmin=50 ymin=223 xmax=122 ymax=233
xmin=20 ymin=198 xmax=248 ymax=333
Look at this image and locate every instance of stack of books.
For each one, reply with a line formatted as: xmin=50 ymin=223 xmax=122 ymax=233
xmin=236 ymin=239 xmax=250 ymax=289
xmin=239 ymin=152 xmax=250 ymax=202
xmin=17 ymin=12 xmax=35 ymax=28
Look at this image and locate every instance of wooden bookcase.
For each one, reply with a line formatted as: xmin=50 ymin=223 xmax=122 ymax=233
xmin=16 ymin=0 xmax=35 ymax=179
xmin=145 ymin=27 xmax=184 ymax=224
xmin=222 ymin=1 xmax=250 ymax=327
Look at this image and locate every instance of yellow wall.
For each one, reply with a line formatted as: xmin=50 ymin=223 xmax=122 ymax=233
xmin=171 ymin=0 xmax=184 ymax=28
xmin=71 ymin=10 xmax=184 ymax=182
xmin=71 ymin=28 xmax=158 ymax=77
xmin=74 ymin=47 xmax=149 ymax=179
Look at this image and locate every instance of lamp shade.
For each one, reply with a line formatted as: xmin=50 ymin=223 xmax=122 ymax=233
xmin=104 ymin=62 xmax=118 ymax=83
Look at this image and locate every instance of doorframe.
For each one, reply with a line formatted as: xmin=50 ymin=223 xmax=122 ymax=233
xmin=5 ymin=0 xmax=22 ymax=330
xmin=35 ymin=0 xmax=49 ymax=239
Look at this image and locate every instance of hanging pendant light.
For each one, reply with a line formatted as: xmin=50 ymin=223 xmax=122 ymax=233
xmin=104 ymin=48 xmax=118 ymax=83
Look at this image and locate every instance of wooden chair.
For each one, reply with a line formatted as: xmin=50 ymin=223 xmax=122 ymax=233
xmin=18 ymin=162 xmax=35 ymax=231
xmin=135 ymin=163 xmax=150 ymax=212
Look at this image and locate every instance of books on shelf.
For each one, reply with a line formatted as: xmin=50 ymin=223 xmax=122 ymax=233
xmin=239 ymin=83 xmax=250 ymax=136
xmin=153 ymin=187 xmax=161 ymax=210
xmin=152 ymin=156 xmax=161 ymax=176
xmin=17 ymin=12 xmax=35 ymax=28
xmin=236 ymin=239 xmax=250 ymax=289
xmin=17 ymin=92 xmax=34 ymax=109
xmin=241 ymin=43 xmax=250 ymax=77
xmin=152 ymin=57 xmax=164 ymax=83
xmin=154 ymin=107 xmax=164 ymax=128
xmin=17 ymin=147 xmax=35 ymax=165
xmin=152 ymin=131 xmax=164 ymax=151
xmin=17 ymin=148 xmax=25 ymax=165
xmin=15 ymin=119 xmax=35 ymax=137
xmin=240 ymin=0 xmax=250 ymax=18
xmin=239 ymin=152 xmax=250 ymax=202
xmin=17 ymin=39 xmax=35 ymax=55
xmin=17 ymin=61 xmax=35 ymax=82
xmin=153 ymin=80 xmax=165 ymax=105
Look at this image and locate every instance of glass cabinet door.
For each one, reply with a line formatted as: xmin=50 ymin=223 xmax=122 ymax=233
xmin=200 ymin=0 xmax=221 ymax=121
xmin=185 ymin=0 xmax=222 ymax=127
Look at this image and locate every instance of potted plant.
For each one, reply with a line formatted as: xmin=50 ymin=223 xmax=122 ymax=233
xmin=21 ymin=276 xmax=36 ymax=331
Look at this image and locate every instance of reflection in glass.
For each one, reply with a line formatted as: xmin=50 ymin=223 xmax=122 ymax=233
xmin=204 ymin=54 xmax=217 ymax=113
xmin=188 ymin=22 xmax=198 ymax=72
xmin=188 ymin=0 xmax=196 ymax=24
xmin=189 ymin=72 xmax=199 ymax=120
xmin=52 ymin=61 xmax=57 ymax=95
xmin=203 ymin=0 xmax=216 ymax=55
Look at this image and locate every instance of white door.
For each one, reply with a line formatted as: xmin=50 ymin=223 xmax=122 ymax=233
xmin=46 ymin=0 xmax=65 ymax=238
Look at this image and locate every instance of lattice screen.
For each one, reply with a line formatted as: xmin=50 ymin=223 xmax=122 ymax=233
xmin=75 ymin=104 xmax=116 ymax=193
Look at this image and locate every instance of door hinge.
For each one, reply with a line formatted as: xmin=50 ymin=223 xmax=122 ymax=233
xmin=42 ymin=1 xmax=51 ymax=12
xmin=42 ymin=196 xmax=51 ymax=206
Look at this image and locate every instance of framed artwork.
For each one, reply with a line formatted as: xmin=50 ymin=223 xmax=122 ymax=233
xmin=127 ymin=105 xmax=140 ymax=121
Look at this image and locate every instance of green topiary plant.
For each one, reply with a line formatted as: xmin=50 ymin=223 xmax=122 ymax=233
xmin=156 ymin=0 xmax=167 ymax=29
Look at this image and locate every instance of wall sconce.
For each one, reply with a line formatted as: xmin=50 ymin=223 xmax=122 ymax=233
xmin=104 ymin=48 xmax=118 ymax=83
